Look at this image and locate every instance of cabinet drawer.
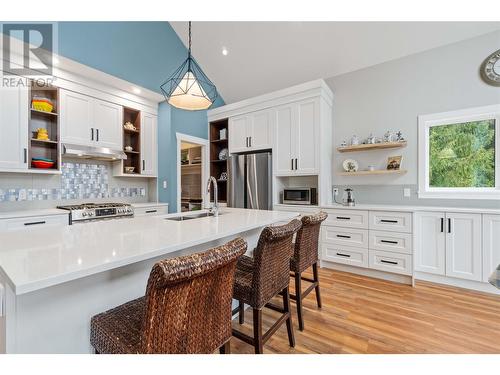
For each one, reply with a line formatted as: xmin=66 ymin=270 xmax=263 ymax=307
xmin=369 ymin=250 xmax=412 ymax=275
xmin=1 ymin=215 xmax=68 ymax=231
xmin=324 ymin=209 xmax=368 ymax=229
xmin=369 ymin=230 xmax=412 ymax=254
xmin=369 ymin=211 xmax=412 ymax=233
xmin=134 ymin=205 xmax=168 ymax=216
xmin=322 ymin=244 xmax=368 ymax=268
xmin=322 ymin=226 xmax=368 ymax=248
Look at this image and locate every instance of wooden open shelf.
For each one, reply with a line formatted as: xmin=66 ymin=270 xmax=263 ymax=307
xmin=122 ymin=107 xmax=141 ymax=175
xmin=337 ymin=141 xmax=407 ymax=153
xmin=338 ymin=169 xmax=408 ymax=176
xmin=209 ymin=119 xmax=229 ymax=203
xmin=29 ymin=84 xmax=60 ymax=171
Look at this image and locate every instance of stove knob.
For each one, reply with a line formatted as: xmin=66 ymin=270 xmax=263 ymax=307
xmin=89 ymin=212 xmax=94 ymax=216
xmin=82 ymin=212 xmax=87 ymax=217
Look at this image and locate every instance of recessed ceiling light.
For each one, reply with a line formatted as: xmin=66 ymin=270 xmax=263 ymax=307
xmin=222 ymin=47 xmax=228 ymax=56
xmin=132 ymin=87 xmax=141 ymax=94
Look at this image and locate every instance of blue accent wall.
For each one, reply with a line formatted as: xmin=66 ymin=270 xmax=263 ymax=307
xmin=54 ymin=22 xmax=224 ymax=211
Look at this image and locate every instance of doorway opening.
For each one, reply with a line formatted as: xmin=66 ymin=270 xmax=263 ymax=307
xmin=176 ymin=133 xmax=209 ymax=213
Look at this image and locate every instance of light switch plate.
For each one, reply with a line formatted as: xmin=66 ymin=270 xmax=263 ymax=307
xmin=163 ymin=180 xmax=167 ymax=189
xmin=403 ymin=188 xmax=411 ymax=198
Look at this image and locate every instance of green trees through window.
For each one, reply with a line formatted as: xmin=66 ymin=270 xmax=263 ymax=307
xmin=429 ymin=119 xmax=496 ymax=188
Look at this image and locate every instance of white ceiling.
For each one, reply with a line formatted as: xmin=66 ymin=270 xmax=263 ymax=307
xmin=170 ymin=22 xmax=500 ymax=104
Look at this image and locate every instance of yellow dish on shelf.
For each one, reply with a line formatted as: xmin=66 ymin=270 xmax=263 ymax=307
xmin=32 ymin=98 xmax=54 ymax=113
xmin=35 ymin=128 xmax=50 ymax=140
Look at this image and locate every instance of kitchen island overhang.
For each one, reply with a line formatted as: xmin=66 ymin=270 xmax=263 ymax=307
xmin=0 ymin=208 xmax=298 ymax=353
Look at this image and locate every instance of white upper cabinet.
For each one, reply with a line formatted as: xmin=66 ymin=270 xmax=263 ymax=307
xmin=60 ymin=90 xmax=94 ymax=146
xmin=60 ymin=89 xmax=122 ymax=149
xmin=274 ymin=104 xmax=294 ymax=175
xmin=274 ymin=98 xmax=319 ymax=176
xmin=229 ymin=115 xmax=250 ymax=153
xmin=414 ymin=211 xmax=446 ymax=275
xmin=228 ymin=109 xmax=273 ymax=153
xmin=295 ymin=99 xmax=319 ymax=174
xmin=93 ymin=99 xmax=122 ymax=150
xmin=140 ymin=112 xmax=157 ymax=176
xmin=0 ymin=75 xmax=29 ymax=170
xmin=483 ymin=215 xmax=500 ymax=282
xmin=445 ymin=213 xmax=482 ymax=281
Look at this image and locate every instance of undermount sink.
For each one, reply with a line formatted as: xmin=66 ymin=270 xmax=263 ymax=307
xmin=165 ymin=212 xmax=222 ymax=221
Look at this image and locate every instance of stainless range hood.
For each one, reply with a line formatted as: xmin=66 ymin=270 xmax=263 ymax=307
xmin=62 ymin=144 xmax=127 ymax=161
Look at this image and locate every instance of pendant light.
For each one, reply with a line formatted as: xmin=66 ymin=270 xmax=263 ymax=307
xmin=160 ymin=22 xmax=218 ymax=111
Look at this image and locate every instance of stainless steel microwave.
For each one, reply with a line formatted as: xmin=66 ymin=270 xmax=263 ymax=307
xmin=282 ymin=188 xmax=317 ymax=205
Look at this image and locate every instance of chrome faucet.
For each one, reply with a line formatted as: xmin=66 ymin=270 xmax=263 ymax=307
xmin=206 ymin=176 xmax=219 ymax=217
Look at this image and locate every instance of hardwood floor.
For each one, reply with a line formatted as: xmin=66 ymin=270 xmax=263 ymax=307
xmin=230 ymin=268 xmax=500 ymax=353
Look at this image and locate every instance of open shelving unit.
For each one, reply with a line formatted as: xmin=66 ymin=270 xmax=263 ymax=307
xmin=28 ymin=83 xmax=60 ymax=173
xmin=209 ymin=119 xmax=229 ymax=203
xmin=122 ymin=107 xmax=141 ymax=175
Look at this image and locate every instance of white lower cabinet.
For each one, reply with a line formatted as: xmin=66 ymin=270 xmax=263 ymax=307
xmin=415 ymin=211 xmax=482 ymax=282
xmin=321 ymin=209 xmax=412 ymax=276
xmin=369 ymin=250 xmax=412 ymax=275
xmin=0 ymin=214 xmax=69 ymax=231
xmin=445 ymin=213 xmax=482 ymax=281
xmin=133 ymin=204 xmax=168 ymax=216
xmin=322 ymin=244 xmax=368 ymax=268
xmin=414 ymin=211 xmax=446 ymax=275
xmin=483 ymin=215 xmax=500 ymax=282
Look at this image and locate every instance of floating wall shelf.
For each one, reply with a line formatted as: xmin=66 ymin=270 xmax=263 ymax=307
xmin=338 ymin=169 xmax=408 ymax=176
xmin=337 ymin=141 xmax=407 ymax=153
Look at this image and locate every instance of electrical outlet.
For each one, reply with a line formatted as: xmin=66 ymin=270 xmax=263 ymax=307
xmin=163 ymin=180 xmax=167 ymax=189
xmin=403 ymin=188 xmax=411 ymax=198
xmin=333 ymin=188 xmax=339 ymax=196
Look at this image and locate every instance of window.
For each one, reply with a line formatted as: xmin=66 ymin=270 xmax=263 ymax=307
xmin=418 ymin=105 xmax=500 ymax=199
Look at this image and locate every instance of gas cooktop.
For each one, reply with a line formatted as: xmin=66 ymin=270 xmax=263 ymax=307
xmin=57 ymin=203 xmax=134 ymax=223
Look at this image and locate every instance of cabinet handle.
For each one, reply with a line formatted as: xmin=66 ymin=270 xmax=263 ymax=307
xmin=336 ymin=253 xmax=351 ymax=258
xmin=380 ymin=259 xmax=398 ymax=265
xmin=23 ymin=148 xmax=27 ymax=164
xmin=440 ymin=218 xmax=444 ymax=233
xmin=294 ymin=158 xmax=298 ymax=170
xmin=448 ymin=218 xmax=451 ymax=233
xmin=291 ymin=159 xmax=294 ymax=170
xmin=96 ymin=128 xmax=99 ymax=142
xmin=142 ymin=160 xmax=145 ymax=171
xmin=249 ymin=137 xmax=252 ymax=148
xmin=380 ymin=219 xmax=398 ymax=223
xmin=91 ymin=128 xmax=94 ymax=141
xmin=336 ymin=234 xmax=351 ymax=239
xmin=381 ymin=240 xmax=398 ymax=244
xmin=336 ymin=216 xmax=351 ymax=220
xmin=145 ymin=210 xmax=157 ymax=214
xmin=24 ymin=221 xmax=46 ymax=226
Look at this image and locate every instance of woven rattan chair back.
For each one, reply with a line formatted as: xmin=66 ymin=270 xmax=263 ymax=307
xmin=292 ymin=212 xmax=328 ymax=273
xmin=140 ymin=237 xmax=247 ymax=353
xmin=250 ymin=219 xmax=302 ymax=308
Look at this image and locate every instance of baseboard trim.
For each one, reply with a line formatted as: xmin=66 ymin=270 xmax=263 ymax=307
xmin=320 ymin=260 xmax=413 ymax=285
xmin=414 ymin=272 xmax=500 ymax=295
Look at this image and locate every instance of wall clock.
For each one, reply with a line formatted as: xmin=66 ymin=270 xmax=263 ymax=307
xmin=481 ymin=49 xmax=500 ymax=86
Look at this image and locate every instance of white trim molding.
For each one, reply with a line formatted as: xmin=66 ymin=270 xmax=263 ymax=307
xmin=418 ymin=104 xmax=500 ymax=200
xmin=175 ymin=133 xmax=210 ymax=213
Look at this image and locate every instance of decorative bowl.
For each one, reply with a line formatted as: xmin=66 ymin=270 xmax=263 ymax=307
xmin=32 ymin=97 xmax=54 ymax=113
xmin=125 ymin=146 xmax=133 ymax=152
xmin=32 ymin=158 xmax=55 ymax=169
xmin=125 ymin=166 xmax=135 ymax=174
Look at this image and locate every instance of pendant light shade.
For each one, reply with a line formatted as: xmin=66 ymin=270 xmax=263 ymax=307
xmin=161 ymin=22 xmax=218 ymax=111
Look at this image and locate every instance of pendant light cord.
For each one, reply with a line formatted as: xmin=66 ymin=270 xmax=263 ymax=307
xmin=188 ymin=21 xmax=192 ymax=56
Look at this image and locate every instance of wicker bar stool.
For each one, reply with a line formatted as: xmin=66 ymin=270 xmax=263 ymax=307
xmin=90 ymin=238 xmax=247 ymax=354
xmin=290 ymin=211 xmax=328 ymax=331
xmin=232 ymin=219 xmax=302 ymax=354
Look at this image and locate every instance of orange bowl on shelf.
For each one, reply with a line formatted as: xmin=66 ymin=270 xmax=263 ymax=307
xmin=32 ymin=159 xmax=55 ymax=169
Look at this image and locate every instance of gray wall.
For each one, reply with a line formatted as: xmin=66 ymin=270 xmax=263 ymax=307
xmin=326 ymin=30 xmax=500 ymax=208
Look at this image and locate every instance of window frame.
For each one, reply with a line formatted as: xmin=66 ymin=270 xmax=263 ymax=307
xmin=418 ymin=105 xmax=500 ymax=200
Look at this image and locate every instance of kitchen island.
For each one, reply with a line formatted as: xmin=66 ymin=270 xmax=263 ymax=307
xmin=0 ymin=208 xmax=298 ymax=353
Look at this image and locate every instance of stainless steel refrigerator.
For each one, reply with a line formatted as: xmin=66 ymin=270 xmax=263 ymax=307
xmin=228 ymin=152 xmax=272 ymax=210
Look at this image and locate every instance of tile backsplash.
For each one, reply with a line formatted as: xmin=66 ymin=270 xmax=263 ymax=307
xmin=0 ymin=162 xmax=146 ymax=202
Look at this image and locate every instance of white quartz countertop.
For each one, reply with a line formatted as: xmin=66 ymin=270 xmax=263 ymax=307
xmin=0 ymin=208 xmax=297 ymax=295
xmin=131 ymin=202 xmax=169 ymax=208
xmin=275 ymin=203 xmax=500 ymax=215
xmin=0 ymin=208 xmax=69 ymax=220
